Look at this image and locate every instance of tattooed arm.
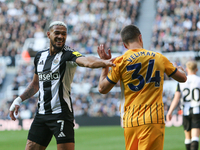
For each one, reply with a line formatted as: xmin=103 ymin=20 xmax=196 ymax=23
xmin=9 ymin=74 xmax=39 ymax=120
xmin=20 ymin=74 xmax=39 ymax=100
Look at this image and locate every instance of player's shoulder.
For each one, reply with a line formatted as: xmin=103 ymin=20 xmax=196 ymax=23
xmin=35 ymin=48 xmax=49 ymax=57
xmin=193 ymin=75 xmax=200 ymax=81
xmin=182 ymin=75 xmax=200 ymax=86
xmin=154 ymin=51 xmax=171 ymax=63
xmin=63 ymin=45 xmax=75 ymax=52
xmin=114 ymin=55 xmax=123 ymax=63
xmin=62 ymin=45 xmax=83 ymax=58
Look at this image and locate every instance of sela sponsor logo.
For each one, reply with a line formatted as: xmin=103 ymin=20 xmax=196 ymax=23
xmin=38 ymin=72 xmax=60 ymax=81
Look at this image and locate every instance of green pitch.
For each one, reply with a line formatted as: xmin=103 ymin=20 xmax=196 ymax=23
xmin=0 ymin=126 xmax=192 ymax=150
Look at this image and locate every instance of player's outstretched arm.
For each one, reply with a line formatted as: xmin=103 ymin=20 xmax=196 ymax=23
xmin=98 ymin=66 xmax=115 ymax=94
xmin=76 ymin=56 xmax=115 ymax=68
xmin=166 ymin=91 xmax=181 ymax=121
xmin=9 ymin=74 xmax=39 ymax=121
xmin=171 ymin=66 xmax=187 ymax=82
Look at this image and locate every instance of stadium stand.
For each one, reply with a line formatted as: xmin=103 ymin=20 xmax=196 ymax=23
xmin=0 ymin=0 xmax=199 ymax=121
xmin=151 ymin=0 xmax=200 ymax=52
xmin=0 ymin=0 xmax=141 ymax=119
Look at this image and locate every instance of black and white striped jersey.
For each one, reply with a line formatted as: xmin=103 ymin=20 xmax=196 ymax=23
xmin=177 ymin=74 xmax=200 ymax=116
xmin=34 ymin=45 xmax=83 ymax=120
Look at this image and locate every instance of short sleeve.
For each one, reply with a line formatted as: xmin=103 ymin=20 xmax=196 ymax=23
xmin=107 ymin=56 xmax=122 ymax=84
xmin=34 ymin=52 xmax=41 ymax=74
xmin=70 ymin=51 xmax=84 ymax=62
xmin=63 ymin=46 xmax=84 ymax=62
xmin=162 ymin=54 xmax=177 ymax=77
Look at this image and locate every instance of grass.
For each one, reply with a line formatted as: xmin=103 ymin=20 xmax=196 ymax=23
xmin=0 ymin=125 xmax=192 ymax=150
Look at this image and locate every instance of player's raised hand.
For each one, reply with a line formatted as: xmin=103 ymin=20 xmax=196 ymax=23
xmin=97 ymin=44 xmax=112 ymax=60
xmin=177 ymin=66 xmax=186 ymax=74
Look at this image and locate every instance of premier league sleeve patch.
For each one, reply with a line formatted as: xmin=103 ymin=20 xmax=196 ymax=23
xmin=72 ymin=51 xmax=82 ymax=57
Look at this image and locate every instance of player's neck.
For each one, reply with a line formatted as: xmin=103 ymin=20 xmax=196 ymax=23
xmin=187 ymin=72 xmax=196 ymax=75
xmin=127 ymin=42 xmax=143 ymax=50
xmin=49 ymin=47 xmax=62 ymax=56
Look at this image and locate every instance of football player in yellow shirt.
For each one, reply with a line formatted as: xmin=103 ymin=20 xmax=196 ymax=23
xmin=97 ymin=24 xmax=187 ymax=150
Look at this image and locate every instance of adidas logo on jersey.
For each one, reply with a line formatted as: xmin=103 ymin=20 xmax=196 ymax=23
xmin=58 ymin=132 xmax=66 ymax=138
xmin=38 ymin=60 xmax=44 ymax=65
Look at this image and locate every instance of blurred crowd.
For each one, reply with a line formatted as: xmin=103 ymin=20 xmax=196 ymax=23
xmin=0 ymin=0 xmax=199 ymax=120
xmin=50 ymin=0 xmax=141 ymax=54
xmin=0 ymin=0 xmax=54 ymax=90
xmin=0 ymin=0 xmax=141 ymax=58
xmin=0 ymin=0 xmax=53 ymax=58
xmin=151 ymin=0 xmax=200 ymax=52
xmin=0 ymin=0 xmax=141 ymax=119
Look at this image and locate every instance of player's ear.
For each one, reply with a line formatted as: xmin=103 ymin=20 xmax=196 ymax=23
xmin=47 ymin=31 xmax=50 ymax=38
xmin=123 ymin=43 xmax=128 ymax=49
xmin=186 ymin=67 xmax=189 ymax=73
xmin=139 ymin=34 xmax=142 ymax=43
xmin=138 ymin=34 xmax=144 ymax=48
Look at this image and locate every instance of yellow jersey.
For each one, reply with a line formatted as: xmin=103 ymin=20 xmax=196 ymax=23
xmin=107 ymin=49 xmax=177 ymax=127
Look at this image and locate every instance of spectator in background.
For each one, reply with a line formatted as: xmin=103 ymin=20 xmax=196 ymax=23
xmin=151 ymin=0 xmax=200 ymax=52
xmin=0 ymin=0 xmax=141 ymax=65
xmin=0 ymin=0 xmax=194 ymax=123
xmin=0 ymin=0 xmax=139 ymax=120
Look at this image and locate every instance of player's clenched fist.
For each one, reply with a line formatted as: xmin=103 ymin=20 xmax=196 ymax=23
xmin=9 ymin=96 xmax=22 ymax=121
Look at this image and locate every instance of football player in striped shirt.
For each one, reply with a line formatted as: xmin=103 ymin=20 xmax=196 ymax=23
xmin=97 ymin=24 xmax=187 ymax=150
xmin=167 ymin=60 xmax=200 ymax=150
xmin=9 ymin=21 xmax=115 ymax=150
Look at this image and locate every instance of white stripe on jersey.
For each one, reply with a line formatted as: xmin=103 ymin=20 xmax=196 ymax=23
xmin=182 ymin=105 xmax=190 ymax=116
xmin=62 ymin=61 xmax=77 ymax=112
xmin=37 ymin=51 xmax=49 ymax=114
xmin=179 ymin=74 xmax=200 ymax=115
xmin=51 ymin=52 xmax=62 ymax=114
xmin=36 ymin=46 xmax=78 ymax=115
xmin=120 ymin=80 xmax=125 ymax=127
xmin=193 ymin=106 xmax=200 ymax=114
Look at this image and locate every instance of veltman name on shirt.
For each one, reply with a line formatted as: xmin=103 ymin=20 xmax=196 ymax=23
xmin=127 ymin=51 xmax=156 ymax=62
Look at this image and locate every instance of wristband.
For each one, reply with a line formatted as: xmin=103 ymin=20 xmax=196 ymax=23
xmin=9 ymin=97 xmax=22 ymax=111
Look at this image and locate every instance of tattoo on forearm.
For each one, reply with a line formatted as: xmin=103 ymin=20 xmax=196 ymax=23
xmin=22 ymin=84 xmax=38 ymax=100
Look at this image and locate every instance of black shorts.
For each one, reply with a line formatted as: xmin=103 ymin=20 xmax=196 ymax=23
xmin=28 ymin=115 xmax=74 ymax=147
xmin=183 ymin=113 xmax=200 ymax=131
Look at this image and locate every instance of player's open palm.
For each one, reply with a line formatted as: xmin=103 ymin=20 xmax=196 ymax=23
xmin=97 ymin=44 xmax=111 ymax=60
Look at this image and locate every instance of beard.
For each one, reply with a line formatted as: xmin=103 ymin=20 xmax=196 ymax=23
xmin=50 ymin=38 xmax=65 ymax=53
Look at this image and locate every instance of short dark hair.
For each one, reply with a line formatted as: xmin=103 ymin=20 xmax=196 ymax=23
xmin=120 ymin=25 xmax=141 ymax=45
